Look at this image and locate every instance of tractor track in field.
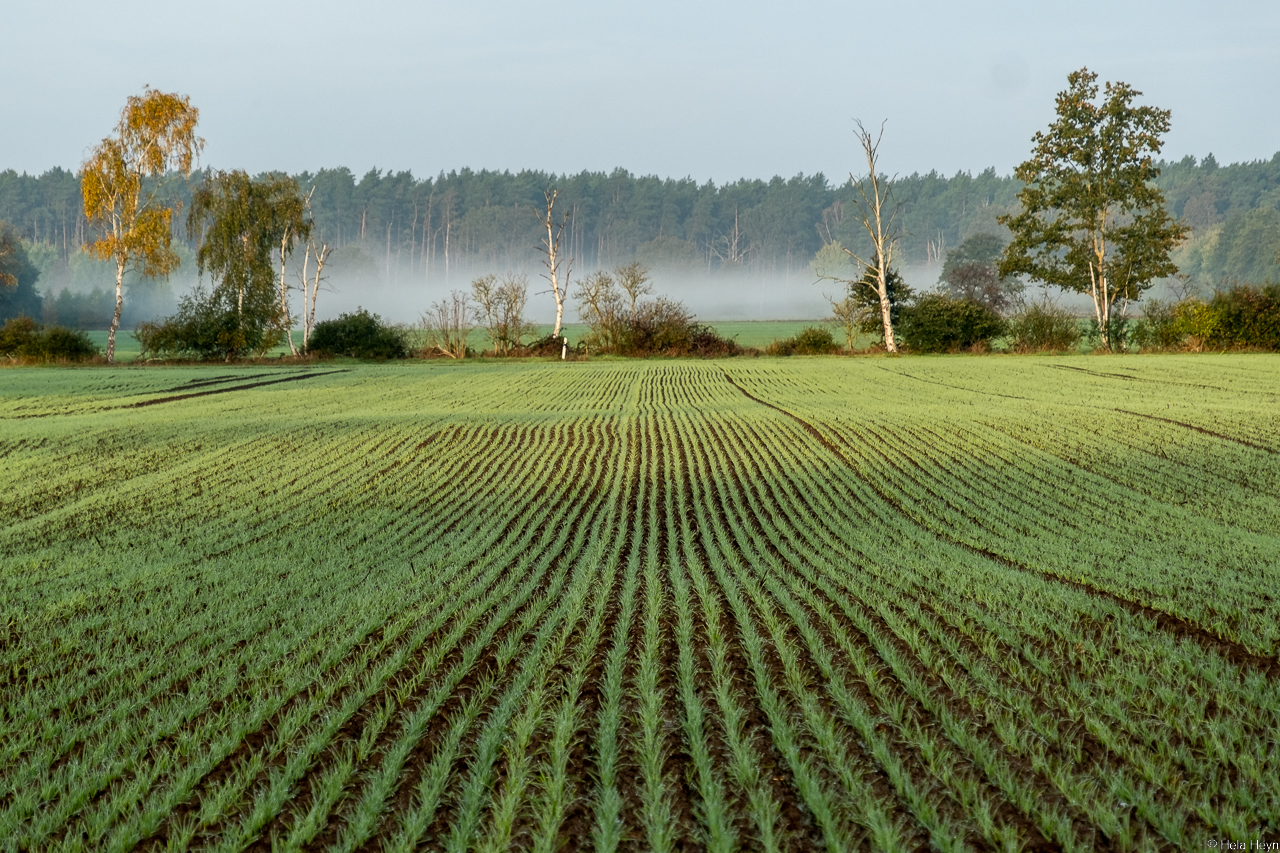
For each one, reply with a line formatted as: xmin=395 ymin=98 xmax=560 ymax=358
xmin=128 ymin=369 xmax=352 ymax=407
xmin=719 ymin=368 xmax=1280 ymax=681
xmin=874 ymin=364 xmax=1031 ymax=399
xmin=0 ymin=370 xmax=352 ymax=420
xmin=1116 ymin=408 xmax=1280 ymax=454
xmin=721 ymin=410 xmax=1182 ymax=837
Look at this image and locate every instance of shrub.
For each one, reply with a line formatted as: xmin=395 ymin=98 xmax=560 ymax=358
xmin=1204 ymin=283 xmax=1280 ymax=350
xmin=135 ymin=284 xmax=286 ymax=361
xmin=40 ymin=325 xmax=100 ymax=361
xmin=574 ymin=271 xmax=740 ymax=358
xmin=898 ymin=294 xmax=1005 ymax=353
xmin=1084 ymin=315 xmax=1132 ymax=352
xmin=766 ymin=326 xmax=840 ymax=356
xmin=521 ymin=333 xmax=567 ymax=358
xmin=308 ymin=309 xmax=407 ymax=359
xmin=1006 ymin=300 xmax=1082 ymax=353
xmin=627 ymin=298 xmax=740 ymax=356
xmin=1130 ymin=284 xmax=1280 ymax=352
xmin=0 ymin=316 xmax=99 ymax=362
xmin=1130 ymin=299 xmax=1183 ymax=351
xmin=850 ymin=262 xmax=912 ymax=337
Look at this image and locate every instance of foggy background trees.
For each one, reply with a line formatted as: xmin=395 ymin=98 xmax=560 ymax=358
xmin=2 ymin=152 xmax=1279 ymax=327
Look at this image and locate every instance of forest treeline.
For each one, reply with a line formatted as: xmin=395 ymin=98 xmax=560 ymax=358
xmin=3 ymin=152 xmax=1279 ymax=296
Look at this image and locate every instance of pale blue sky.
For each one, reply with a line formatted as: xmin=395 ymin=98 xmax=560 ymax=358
xmin=5 ymin=0 xmax=1278 ymax=181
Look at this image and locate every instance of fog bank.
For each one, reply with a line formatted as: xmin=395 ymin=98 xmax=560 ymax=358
xmin=311 ymin=264 xmax=961 ymax=327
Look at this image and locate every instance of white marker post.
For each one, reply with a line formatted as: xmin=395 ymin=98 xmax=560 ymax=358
xmin=561 ymin=336 xmax=568 ymax=360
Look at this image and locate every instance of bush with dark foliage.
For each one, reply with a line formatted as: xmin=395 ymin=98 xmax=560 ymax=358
xmin=625 ymin=298 xmax=739 ymax=356
xmin=766 ymin=326 xmax=840 ymax=356
xmin=1133 ymin=283 xmax=1280 ymax=352
xmin=135 ymin=284 xmax=287 ymax=361
xmin=850 ymin=259 xmax=912 ymax=337
xmin=1204 ymin=283 xmax=1280 ymax=350
xmin=1005 ymin=299 xmax=1082 ymax=353
xmin=898 ymin=294 xmax=1006 ymax=353
xmin=1130 ymin=299 xmax=1183 ymax=351
xmin=308 ymin=309 xmax=407 ymax=359
xmin=0 ymin=316 xmax=99 ymax=362
xmin=520 ymin=333 xmax=568 ymax=358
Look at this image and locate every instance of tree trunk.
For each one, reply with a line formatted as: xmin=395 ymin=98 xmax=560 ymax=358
xmin=1089 ymin=259 xmax=1114 ymax=352
xmin=281 ymin=234 xmax=297 ymax=356
xmin=539 ymin=189 xmax=568 ymax=339
xmin=106 ymin=256 xmax=125 ymax=364
xmin=847 ymin=121 xmax=901 ymax=354
xmin=878 ymin=279 xmax=897 ymax=353
xmin=305 ymin=243 xmax=328 ymax=350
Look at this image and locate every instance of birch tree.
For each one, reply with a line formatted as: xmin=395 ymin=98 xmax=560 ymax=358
xmin=999 ymin=68 xmax=1188 ymax=351
xmin=186 ymin=171 xmax=303 ymax=356
xmin=273 ymin=185 xmax=311 ymax=355
xmin=298 ymin=238 xmax=332 ymax=351
xmin=842 ymin=121 xmax=903 ymax=353
xmin=535 ymin=187 xmax=572 ymax=338
xmin=80 ymin=88 xmax=203 ymax=363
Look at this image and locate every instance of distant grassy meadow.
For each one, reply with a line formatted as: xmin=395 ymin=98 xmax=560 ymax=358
xmin=3 ymin=356 xmax=1279 ymax=850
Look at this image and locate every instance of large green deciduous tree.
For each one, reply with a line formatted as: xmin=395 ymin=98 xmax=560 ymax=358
xmin=81 ymin=88 xmax=203 ymax=363
xmin=999 ymin=68 xmax=1189 ymax=351
xmin=185 ymin=170 xmax=308 ymax=357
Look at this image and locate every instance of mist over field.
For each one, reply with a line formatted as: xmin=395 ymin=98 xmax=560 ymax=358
xmin=309 ymin=263 xmax=969 ymax=327
xmin=304 ymin=262 xmax=1105 ymax=328
xmin=65 ymin=259 xmax=1105 ymax=331
xmin=317 ymin=269 xmax=842 ymax=326
xmin=46 ymin=252 xmax=1111 ymax=333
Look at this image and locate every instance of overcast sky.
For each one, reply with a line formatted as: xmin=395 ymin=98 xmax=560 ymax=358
xmin=5 ymin=0 xmax=1277 ymax=184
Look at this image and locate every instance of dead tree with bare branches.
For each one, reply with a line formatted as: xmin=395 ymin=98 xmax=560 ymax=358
xmin=535 ymin=187 xmax=573 ymax=338
xmin=421 ymin=290 xmax=471 ymax=358
xmin=843 ymin=121 xmax=903 ymax=353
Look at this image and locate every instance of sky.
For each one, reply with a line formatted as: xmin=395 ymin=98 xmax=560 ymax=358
xmin=5 ymin=0 xmax=1278 ymax=184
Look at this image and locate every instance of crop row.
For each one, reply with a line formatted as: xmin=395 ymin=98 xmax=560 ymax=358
xmin=2 ymin=358 xmax=1277 ymax=850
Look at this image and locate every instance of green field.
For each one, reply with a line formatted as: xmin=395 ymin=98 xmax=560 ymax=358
xmin=3 ymin=356 xmax=1279 ymax=851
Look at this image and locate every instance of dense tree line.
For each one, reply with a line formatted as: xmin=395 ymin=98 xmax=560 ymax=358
xmin=2 ymin=152 xmax=1278 ymax=297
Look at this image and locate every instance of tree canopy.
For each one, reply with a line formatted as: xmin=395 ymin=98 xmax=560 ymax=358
xmin=163 ymin=170 xmax=307 ymax=358
xmin=80 ymin=88 xmax=202 ymax=361
xmin=999 ymin=68 xmax=1189 ymax=350
xmin=0 ymin=223 xmax=43 ymax=321
xmin=938 ymin=233 xmax=1023 ymax=314
xmin=6 ymin=145 xmax=1278 ymax=307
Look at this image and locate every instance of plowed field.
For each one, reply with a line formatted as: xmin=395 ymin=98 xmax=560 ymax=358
xmin=3 ymin=356 xmax=1278 ymax=852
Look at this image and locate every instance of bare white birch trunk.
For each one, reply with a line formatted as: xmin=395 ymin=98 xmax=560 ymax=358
xmin=280 ymin=232 xmax=297 ymax=356
xmin=538 ymin=189 xmax=569 ymax=339
xmin=845 ymin=121 xmax=901 ymax=353
xmin=106 ymin=255 xmax=126 ymax=364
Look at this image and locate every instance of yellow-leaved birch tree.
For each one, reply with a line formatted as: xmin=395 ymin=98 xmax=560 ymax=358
xmin=81 ymin=88 xmax=203 ymax=363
